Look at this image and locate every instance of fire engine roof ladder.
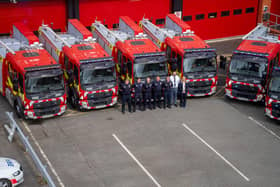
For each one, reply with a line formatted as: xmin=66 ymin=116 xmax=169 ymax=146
xmin=92 ymin=17 xmax=148 ymax=55
xmin=243 ymin=24 xmax=280 ymax=43
xmin=141 ymin=15 xmax=194 ymax=47
xmin=0 ymin=23 xmax=42 ymax=58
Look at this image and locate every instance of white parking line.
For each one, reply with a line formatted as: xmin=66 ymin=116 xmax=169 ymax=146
xmin=182 ymin=123 xmax=250 ymax=182
xmin=248 ymin=116 xmax=280 ymax=141
xmin=21 ymin=120 xmax=66 ymax=187
xmin=112 ymin=134 xmax=162 ymax=187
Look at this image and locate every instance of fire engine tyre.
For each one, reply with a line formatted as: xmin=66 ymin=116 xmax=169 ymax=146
xmin=14 ymin=101 xmax=24 ymax=119
xmin=0 ymin=179 xmax=12 ymax=187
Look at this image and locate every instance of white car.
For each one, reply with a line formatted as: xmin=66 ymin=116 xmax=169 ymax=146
xmin=0 ymin=157 xmax=24 ymax=187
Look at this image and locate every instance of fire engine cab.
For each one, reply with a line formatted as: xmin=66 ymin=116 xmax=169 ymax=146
xmin=225 ymin=23 xmax=280 ymax=103
xmin=92 ymin=16 xmax=168 ymax=83
xmin=140 ymin=14 xmax=218 ymax=97
xmin=0 ymin=23 xmax=66 ymax=119
xmin=39 ymin=19 xmax=118 ymax=110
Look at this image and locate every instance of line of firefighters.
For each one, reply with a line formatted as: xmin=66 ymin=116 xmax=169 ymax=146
xmin=119 ymin=72 xmax=188 ymax=113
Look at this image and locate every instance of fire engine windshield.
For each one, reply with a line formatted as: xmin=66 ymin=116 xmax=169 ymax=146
xmin=80 ymin=65 xmax=116 ymax=89
xmin=25 ymin=69 xmax=64 ymax=98
xmin=229 ymin=55 xmax=267 ymax=78
xmin=269 ymin=76 xmax=280 ymax=93
xmin=134 ymin=55 xmax=167 ymax=78
xmin=183 ymin=52 xmax=217 ymax=73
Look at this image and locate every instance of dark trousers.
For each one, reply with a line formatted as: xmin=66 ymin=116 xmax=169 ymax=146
xmin=153 ymin=93 xmax=163 ymax=109
xmin=144 ymin=94 xmax=152 ymax=110
xmin=180 ymin=93 xmax=187 ymax=107
xmin=122 ymin=95 xmax=131 ymax=113
xmin=164 ymin=91 xmax=171 ymax=108
xmin=133 ymin=96 xmax=143 ymax=112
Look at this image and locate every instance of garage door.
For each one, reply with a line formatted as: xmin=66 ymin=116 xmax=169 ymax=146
xmin=0 ymin=0 xmax=66 ymax=34
xmin=182 ymin=0 xmax=259 ymax=40
xmin=79 ymin=0 xmax=170 ymax=29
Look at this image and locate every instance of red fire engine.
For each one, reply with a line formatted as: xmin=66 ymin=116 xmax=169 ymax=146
xmin=39 ymin=19 xmax=118 ymax=110
xmin=140 ymin=14 xmax=218 ymax=96
xmin=0 ymin=23 xmax=66 ymax=119
xmin=225 ymin=21 xmax=280 ymax=104
xmin=263 ymin=13 xmax=280 ymax=120
xmin=92 ymin=16 xmax=168 ymax=83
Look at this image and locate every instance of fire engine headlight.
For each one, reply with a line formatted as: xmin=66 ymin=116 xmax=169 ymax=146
xmin=268 ymin=98 xmax=273 ymax=105
xmin=61 ymin=105 xmax=66 ymax=112
xmin=13 ymin=170 xmax=21 ymax=177
xmin=227 ymin=80 xmax=232 ymax=87
xmin=257 ymin=94 xmax=263 ymax=101
xmin=225 ymin=88 xmax=231 ymax=95
xmin=27 ymin=111 xmax=33 ymax=117
xmin=82 ymin=101 xmax=87 ymax=108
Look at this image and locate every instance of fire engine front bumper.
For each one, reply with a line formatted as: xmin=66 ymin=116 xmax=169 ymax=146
xmin=79 ymin=96 xmax=118 ymax=110
xmin=24 ymin=104 xmax=67 ymax=119
xmin=187 ymin=85 xmax=217 ymax=97
xmin=265 ymin=100 xmax=280 ymax=120
xmin=225 ymin=87 xmax=263 ymax=102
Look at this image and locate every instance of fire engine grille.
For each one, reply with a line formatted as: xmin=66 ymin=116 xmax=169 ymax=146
xmin=271 ymin=103 xmax=280 ymax=118
xmin=231 ymin=83 xmax=258 ymax=94
xmin=88 ymin=97 xmax=112 ymax=107
xmin=87 ymin=91 xmax=113 ymax=100
xmin=188 ymin=80 xmax=212 ymax=95
xmin=188 ymin=80 xmax=212 ymax=88
xmin=33 ymin=100 xmax=61 ymax=109
xmin=231 ymin=83 xmax=258 ymax=100
xmin=34 ymin=105 xmax=60 ymax=116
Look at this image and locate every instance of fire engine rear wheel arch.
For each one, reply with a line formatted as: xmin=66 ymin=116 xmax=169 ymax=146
xmin=0 ymin=178 xmax=12 ymax=187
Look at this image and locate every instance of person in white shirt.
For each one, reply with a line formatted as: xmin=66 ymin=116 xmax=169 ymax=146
xmin=170 ymin=71 xmax=180 ymax=107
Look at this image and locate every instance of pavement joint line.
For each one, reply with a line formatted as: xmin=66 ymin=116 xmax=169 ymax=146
xmin=248 ymin=116 xmax=280 ymax=141
xmin=181 ymin=123 xmax=250 ymax=182
xmin=112 ymin=133 xmax=162 ymax=187
xmin=20 ymin=120 xmax=66 ymax=187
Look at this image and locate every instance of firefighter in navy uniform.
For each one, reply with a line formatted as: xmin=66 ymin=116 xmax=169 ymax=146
xmin=152 ymin=76 xmax=163 ymax=109
xmin=143 ymin=77 xmax=153 ymax=110
xmin=163 ymin=76 xmax=173 ymax=109
xmin=120 ymin=79 xmax=132 ymax=114
xmin=132 ymin=78 xmax=144 ymax=112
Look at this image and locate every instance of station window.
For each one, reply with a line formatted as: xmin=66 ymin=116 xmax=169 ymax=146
xmin=113 ymin=23 xmax=119 ymax=29
xmin=183 ymin=16 xmax=192 ymax=22
xmin=156 ymin=18 xmax=165 ymax=25
xmin=196 ymin=14 xmax=205 ymax=20
xmin=246 ymin=7 xmax=255 ymax=13
xmin=221 ymin=10 xmax=230 ymax=17
xmin=233 ymin=9 xmax=242 ymax=15
xmin=208 ymin=12 xmax=217 ymax=19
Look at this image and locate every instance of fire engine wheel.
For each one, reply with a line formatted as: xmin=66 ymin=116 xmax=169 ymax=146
xmin=15 ymin=102 xmax=24 ymax=118
xmin=0 ymin=179 xmax=12 ymax=187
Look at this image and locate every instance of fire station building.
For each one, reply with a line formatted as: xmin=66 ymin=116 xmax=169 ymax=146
xmin=0 ymin=0 xmax=279 ymax=39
